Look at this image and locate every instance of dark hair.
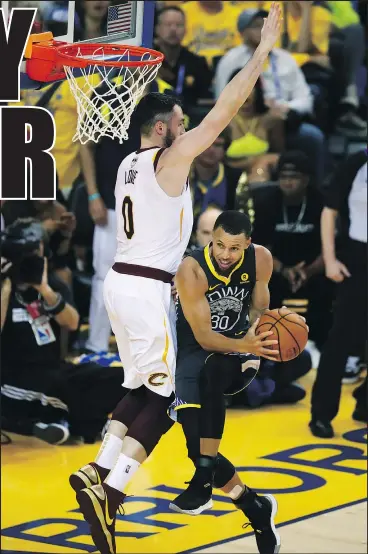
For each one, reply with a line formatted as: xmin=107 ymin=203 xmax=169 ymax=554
xmin=214 ymin=210 xmax=252 ymax=238
xmin=217 ymin=127 xmax=232 ymax=151
xmin=133 ymin=92 xmax=182 ymax=136
xmin=228 ymin=73 xmax=267 ymax=115
xmin=155 ymin=5 xmax=185 ymax=27
xmin=277 ymin=150 xmax=311 ymax=176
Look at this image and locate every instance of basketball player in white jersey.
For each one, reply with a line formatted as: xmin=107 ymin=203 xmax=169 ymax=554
xmin=69 ymin=4 xmax=282 ymax=554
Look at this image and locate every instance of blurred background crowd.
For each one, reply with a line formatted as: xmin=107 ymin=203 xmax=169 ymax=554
xmin=1 ymin=0 xmax=367 ymax=446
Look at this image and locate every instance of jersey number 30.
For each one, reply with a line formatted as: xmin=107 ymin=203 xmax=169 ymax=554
xmin=122 ymin=196 xmax=134 ymax=239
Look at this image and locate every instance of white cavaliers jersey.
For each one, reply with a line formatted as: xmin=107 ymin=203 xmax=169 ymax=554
xmin=114 ymin=147 xmax=193 ymax=274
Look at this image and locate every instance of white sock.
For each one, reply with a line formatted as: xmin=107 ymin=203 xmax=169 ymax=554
xmin=95 ymin=433 xmax=123 ymax=470
xmin=105 ymin=453 xmax=140 ymax=493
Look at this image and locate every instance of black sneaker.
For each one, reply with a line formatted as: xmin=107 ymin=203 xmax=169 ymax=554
xmin=33 ymin=422 xmax=70 ymax=445
xmin=169 ymin=460 xmax=213 ymax=515
xmin=309 ymin=419 xmax=334 ymax=438
xmin=235 ymin=490 xmax=280 ymax=554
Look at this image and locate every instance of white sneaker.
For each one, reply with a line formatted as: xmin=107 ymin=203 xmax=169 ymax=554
xmin=342 ymin=357 xmax=362 ymax=384
xmin=306 ymin=340 xmax=320 ymax=369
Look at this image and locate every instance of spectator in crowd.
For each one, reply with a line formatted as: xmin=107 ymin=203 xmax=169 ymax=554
xmin=1 ymin=219 xmax=126 ymax=445
xmin=310 ymin=150 xmax=367 ymax=438
xmin=189 ymin=129 xmax=240 ymax=223
xmin=74 ymin=0 xmax=111 ymax=41
xmin=251 ymin=151 xmax=334 ymax=351
xmin=226 ymin=76 xmax=284 ymax=180
xmin=38 ymin=0 xmax=82 ymax=38
xmin=2 ymin=198 xmax=76 ymax=287
xmin=194 ymin=206 xmax=223 ymax=249
xmin=229 ymin=349 xmax=313 ymax=408
xmin=281 ymin=1 xmax=332 ymax=67
xmin=154 ymin=5 xmax=213 ymax=110
xmin=327 ymin=0 xmax=367 ymax=136
xmin=181 ymin=0 xmax=242 ymax=68
xmin=215 ymin=7 xmax=326 ymax=186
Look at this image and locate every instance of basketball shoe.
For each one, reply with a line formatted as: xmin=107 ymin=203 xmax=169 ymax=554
xmin=69 ymin=463 xmax=109 ymax=493
xmin=77 ymin=483 xmax=125 ymax=554
xmin=169 ymin=457 xmax=214 ymax=515
xmin=234 ymin=489 xmax=281 ymax=554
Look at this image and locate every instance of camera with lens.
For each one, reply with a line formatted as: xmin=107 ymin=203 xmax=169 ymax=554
xmin=1 ymin=219 xmax=46 ymax=285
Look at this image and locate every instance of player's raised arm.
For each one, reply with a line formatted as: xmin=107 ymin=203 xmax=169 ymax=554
xmin=176 ymin=257 xmax=279 ymax=359
xmin=162 ymin=2 xmax=281 ymax=165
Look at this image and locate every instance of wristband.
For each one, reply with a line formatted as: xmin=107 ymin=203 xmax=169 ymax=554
xmin=43 ymin=293 xmax=66 ymax=316
xmin=89 ymin=192 xmax=101 ymax=202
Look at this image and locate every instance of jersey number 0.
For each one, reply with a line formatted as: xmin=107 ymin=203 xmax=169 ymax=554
xmin=122 ymin=196 xmax=134 ymax=239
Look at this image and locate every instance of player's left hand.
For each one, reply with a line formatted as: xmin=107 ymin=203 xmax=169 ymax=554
xmin=260 ymin=2 xmax=282 ymax=53
xmin=171 ymin=283 xmax=177 ymax=298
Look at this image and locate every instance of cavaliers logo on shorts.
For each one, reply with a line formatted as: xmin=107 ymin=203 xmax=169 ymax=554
xmin=148 ymin=373 xmax=168 ymax=387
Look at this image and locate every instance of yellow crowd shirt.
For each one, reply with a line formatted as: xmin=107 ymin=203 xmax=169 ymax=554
xmin=9 ymin=76 xmax=99 ymax=191
xmin=182 ymin=1 xmax=242 ymax=66
xmin=287 ymin=5 xmax=332 ymax=55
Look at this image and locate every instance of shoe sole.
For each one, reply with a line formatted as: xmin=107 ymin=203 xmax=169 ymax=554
xmin=76 ymin=489 xmax=115 ymax=554
xmin=69 ymin=471 xmax=95 ymax=493
xmin=33 ymin=423 xmax=69 ymax=445
xmin=342 ymin=376 xmax=360 ymax=384
xmin=169 ymin=498 xmax=213 ymax=515
xmin=263 ymin=494 xmax=281 ymax=554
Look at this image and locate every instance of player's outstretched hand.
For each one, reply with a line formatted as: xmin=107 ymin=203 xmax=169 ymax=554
xmin=260 ymin=2 xmax=282 ymax=53
xmin=240 ymin=318 xmax=279 ymax=361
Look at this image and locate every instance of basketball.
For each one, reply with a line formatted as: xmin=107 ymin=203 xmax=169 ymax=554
xmin=256 ymin=307 xmax=309 ymax=362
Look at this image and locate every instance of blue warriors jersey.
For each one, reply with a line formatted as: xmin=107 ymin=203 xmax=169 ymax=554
xmin=176 ymin=243 xmax=256 ymax=350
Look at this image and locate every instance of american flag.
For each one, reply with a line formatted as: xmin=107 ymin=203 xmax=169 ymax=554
xmin=107 ymin=2 xmax=133 ymax=35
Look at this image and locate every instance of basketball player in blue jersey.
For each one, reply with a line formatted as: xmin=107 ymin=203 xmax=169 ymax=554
xmin=67 ymin=5 xmax=282 ymax=554
xmin=170 ymin=210 xmax=281 ymax=553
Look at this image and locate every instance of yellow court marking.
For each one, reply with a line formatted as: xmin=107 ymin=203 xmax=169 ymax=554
xmin=1 ymin=373 xmax=367 ymax=553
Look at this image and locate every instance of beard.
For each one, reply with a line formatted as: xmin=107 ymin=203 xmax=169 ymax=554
xmin=164 ymin=128 xmax=176 ymax=148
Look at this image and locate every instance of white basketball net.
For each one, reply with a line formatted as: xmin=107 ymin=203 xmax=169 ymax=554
xmin=63 ymin=46 xmax=162 ymax=144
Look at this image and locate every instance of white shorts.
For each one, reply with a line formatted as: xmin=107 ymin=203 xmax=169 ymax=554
xmin=103 ymin=268 xmax=177 ymax=397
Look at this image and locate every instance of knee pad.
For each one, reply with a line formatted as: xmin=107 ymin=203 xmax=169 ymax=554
xmin=213 ymin=452 xmax=236 ymax=488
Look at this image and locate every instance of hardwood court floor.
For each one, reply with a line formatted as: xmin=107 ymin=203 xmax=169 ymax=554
xmin=1 ymin=370 xmax=367 ymax=554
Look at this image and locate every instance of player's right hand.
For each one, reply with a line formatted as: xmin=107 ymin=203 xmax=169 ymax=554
xmin=240 ymin=318 xmax=279 ymax=361
xmin=89 ymin=196 xmax=108 ymax=226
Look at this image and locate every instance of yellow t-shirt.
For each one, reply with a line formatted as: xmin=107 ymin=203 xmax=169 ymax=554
xmin=287 ymin=6 xmax=332 ymax=55
xmin=182 ymin=1 xmax=242 ymax=66
xmin=9 ymin=76 xmax=100 ymax=191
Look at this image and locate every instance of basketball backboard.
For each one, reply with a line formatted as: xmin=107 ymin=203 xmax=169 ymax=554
xmin=1 ymin=1 xmax=155 ymax=48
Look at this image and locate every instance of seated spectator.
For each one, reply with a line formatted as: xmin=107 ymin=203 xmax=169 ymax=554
xmin=0 ymin=219 xmax=126 ymax=445
xmin=181 ymin=0 xmax=242 ymax=68
xmin=74 ymin=0 xmax=111 ymax=41
xmin=215 ymin=7 xmax=326 ymax=187
xmin=2 ymin=199 xmax=76 ymax=287
xmin=154 ymin=5 xmax=213 ymax=110
xmin=193 ymin=206 xmax=223 ymax=250
xmin=226 ymin=77 xmax=284 ymax=180
xmin=251 ymin=151 xmax=334 ymax=351
xmin=190 ymin=129 xmax=240 ymax=222
xmin=327 ymin=1 xmax=367 ymax=136
xmin=228 ymin=349 xmax=313 ymax=408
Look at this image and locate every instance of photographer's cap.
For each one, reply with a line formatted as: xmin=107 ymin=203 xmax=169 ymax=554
xmin=237 ymin=8 xmax=269 ymax=33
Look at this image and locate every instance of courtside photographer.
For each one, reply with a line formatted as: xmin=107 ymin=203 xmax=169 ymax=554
xmin=1 ymin=218 xmax=126 ymax=445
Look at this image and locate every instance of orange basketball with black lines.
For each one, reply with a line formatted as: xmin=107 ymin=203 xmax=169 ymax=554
xmin=256 ymin=307 xmax=309 ymax=362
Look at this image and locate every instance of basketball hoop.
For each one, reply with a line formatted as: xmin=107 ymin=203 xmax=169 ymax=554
xmin=25 ymin=36 xmax=164 ymax=144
